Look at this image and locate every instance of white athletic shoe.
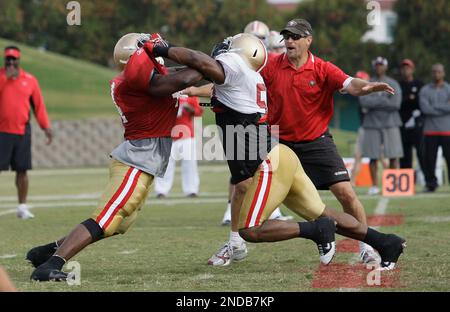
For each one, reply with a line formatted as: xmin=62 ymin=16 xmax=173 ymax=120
xmin=207 ymin=242 xmax=248 ymax=266
xmin=367 ymin=186 xmax=380 ymax=195
xmin=269 ymin=208 xmax=294 ymax=221
xmin=17 ymin=204 xmax=34 ymax=220
xmin=359 ymin=243 xmax=380 ymax=264
xmin=221 ymin=203 xmax=231 ymax=226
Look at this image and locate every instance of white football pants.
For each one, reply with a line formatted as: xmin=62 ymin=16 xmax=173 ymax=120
xmin=154 ymin=138 xmax=199 ymax=196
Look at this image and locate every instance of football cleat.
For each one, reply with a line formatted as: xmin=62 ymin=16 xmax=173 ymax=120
xmin=207 ymin=242 xmax=247 ymax=266
xmin=377 ymin=234 xmax=406 ymax=271
xmin=26 ymin=243 xmax=57 ymax=268
xmin=313 ymin=217 xmax=336 ymax=265
xmin=359 ymin=247 xmax=380 ymax=264
xmin=17 ymin=205 xmax=34 ymax=220
xmin=31 ymin=267 xmax=67 ymax=282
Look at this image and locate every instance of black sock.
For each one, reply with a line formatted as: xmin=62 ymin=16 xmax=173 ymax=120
xmin=44 ymin=255 xmax=66 ymax=271
xmin=363 ymin=227 xmax=386 ymax=251
xmin=298 ymin=221 xmax=317 ymax=240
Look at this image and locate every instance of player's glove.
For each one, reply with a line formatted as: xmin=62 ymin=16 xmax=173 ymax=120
xmin=143 ymin=33 xmax=171 ymax=58
xmin=210 ymin=37 xmax=232 ymax=58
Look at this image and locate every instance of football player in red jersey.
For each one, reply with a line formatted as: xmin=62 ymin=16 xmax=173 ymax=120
xmin=27 ymin=33 xmax=204 ymax=281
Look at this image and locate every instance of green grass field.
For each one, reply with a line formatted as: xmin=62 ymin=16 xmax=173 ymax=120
xmin=1 ymin=165 xmax=449 ymax=292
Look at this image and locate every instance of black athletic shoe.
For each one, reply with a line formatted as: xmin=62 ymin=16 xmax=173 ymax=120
xmin=313 ymin=217 xmax=336 ymax=265
xmin=377 ymin=234 xmax=406 ymax=270
xmin=31 ymin=266 xmax=67 ymax=282
xmin=26 ymin=243 xmax=57 ymax=268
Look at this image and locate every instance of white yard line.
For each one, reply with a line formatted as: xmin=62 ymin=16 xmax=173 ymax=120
xmin=0 ymin=165 xmax=229 ymax=177
xmin=1 ymin=191 xmax=447 ymax=204
xmin=0 ymin=197 xmax=228 ymax=216
xmin=0 ymin=192 xmax=228 ymax=202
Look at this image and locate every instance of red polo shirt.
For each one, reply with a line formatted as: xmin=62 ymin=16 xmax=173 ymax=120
xmin=172 ymin=96 xmax=203 ymax=140
xmin=0 ymin=68 xmax=50 ymax=135
xmin=261 ymin=52 xmax=350 ymax=142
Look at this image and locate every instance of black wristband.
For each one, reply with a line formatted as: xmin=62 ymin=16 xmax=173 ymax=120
xmin=153 ymin=45 xmax=171 ymax=58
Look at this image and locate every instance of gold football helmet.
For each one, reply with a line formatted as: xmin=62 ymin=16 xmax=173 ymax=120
xmin=113 ymin=33 xmax=150 ymax=70
xmin=243 ymin=20 xmax=270 ymax=41
xmin=229 ymin=33 xmax=267 ymax=72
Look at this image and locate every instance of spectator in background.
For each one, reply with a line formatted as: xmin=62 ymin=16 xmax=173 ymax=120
xmin=351 ymin=70 xmax=370 ymax=186
xmin=419 ymin=63 xmax=450 ymax=193
xmin=399 ymin=59 xmax=425 ymax=174
xmin=0 ymin=46 xmax=53 ymax=219
xmin=359 ymin=57 xmax=403 ymax=195
xmin=154 ymin=95 xmax=202 ymax=198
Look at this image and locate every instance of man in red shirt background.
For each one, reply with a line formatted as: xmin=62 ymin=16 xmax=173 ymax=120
xmin=0 ymin=46 xmax=53 ymax=220
xmin=154 ymin=95 xmax=203 ymax=198
xmin=261 ymin=19 xmax=396 ymax=263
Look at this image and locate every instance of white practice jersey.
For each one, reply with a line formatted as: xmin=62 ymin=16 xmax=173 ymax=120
xmin=213 ymin=52 xmax=267 ymax=115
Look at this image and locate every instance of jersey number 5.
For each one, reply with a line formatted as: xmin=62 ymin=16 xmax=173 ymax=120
xmin=256 ymin=83 xmax=267 ymax=110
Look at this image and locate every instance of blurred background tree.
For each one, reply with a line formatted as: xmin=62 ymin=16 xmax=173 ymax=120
xmin=392 ymin=0 xmax=450 ymax=79
xmin=0 ymin=0 xmax=447 ymax=77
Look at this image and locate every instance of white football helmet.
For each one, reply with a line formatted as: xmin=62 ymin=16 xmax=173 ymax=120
xmin=229 ymin=33 xmax=267 ymax=72
xmin=243 ymin=20 xmax=270 ymax=41
xmin=113 ymin=33 xmax=150 ymax=70
xmin=268 ymin=30 xmax=285 ymax=52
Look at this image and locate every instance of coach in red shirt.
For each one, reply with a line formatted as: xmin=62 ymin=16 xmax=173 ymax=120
xmin=0 ymin=46 xmax=53 ymax=219
xmin=261 ymin=19 xmax=395 ymax=263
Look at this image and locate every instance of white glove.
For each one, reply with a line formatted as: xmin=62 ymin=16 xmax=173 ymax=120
xmin=404 ymin=116 xmax=415 ymax=129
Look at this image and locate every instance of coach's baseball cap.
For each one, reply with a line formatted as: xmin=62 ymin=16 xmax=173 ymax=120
xmin=401 ymin=59 xmax=415 ymax=68
xmin=372 ymin=56 xmax=388 ymax=67
xmin=4 ymin=47 xmax=20 ymax=59
xmin=281 ymin=19 xmax=313 ymax=37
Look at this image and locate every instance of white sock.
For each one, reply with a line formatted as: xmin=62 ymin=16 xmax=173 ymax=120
xmin=18 ymin=203 xmax=28 ymax=211
xmin=229 ymin=231 xmax=244 ymax=247
xmin=222 ymin=203 xmax=231 ymax=220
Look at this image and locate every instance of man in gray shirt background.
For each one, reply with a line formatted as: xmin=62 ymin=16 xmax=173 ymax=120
xmin=419 ymin=63 xmax=450 ymax=192
xmin=360 ymin=57 xmax=403 ymax=195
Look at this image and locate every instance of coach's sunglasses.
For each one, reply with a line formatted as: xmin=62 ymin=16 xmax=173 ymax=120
xmin=282 ymin=32 xmax=306 ymax=41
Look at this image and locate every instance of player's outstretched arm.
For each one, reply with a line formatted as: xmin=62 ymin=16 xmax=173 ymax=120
xmin=149 ymin=68 xmax=203 ymax=96
xmin=167 ymin=47 xmax=225 ymax=84
xmin=144 ymin=41 xmax=225 ymax=85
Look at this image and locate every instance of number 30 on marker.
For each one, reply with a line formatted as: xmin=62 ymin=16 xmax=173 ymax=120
xmin=382 ymin=169 xmax=415 ymax=197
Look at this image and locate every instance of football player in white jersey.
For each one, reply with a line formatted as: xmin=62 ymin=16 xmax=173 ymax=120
xmin=144 ymin=34 xmax=406 ymax=270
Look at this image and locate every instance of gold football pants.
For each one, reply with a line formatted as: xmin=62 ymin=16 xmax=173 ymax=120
xmin=239 ymin=144 xmax=326 ymax=229
xmin=92 ymin=160 xmax=153 ymax=237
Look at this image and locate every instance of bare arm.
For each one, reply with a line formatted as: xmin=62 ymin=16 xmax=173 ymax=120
xmin=166 ymin=47 xmax=225 ymax=85
xmin=148 ymin=68 xmax=203 ymax=97
xmin=346 ymin=78 xmax=395 ymax=96
xmin=183 ymin=83 xmax=214 ymax=97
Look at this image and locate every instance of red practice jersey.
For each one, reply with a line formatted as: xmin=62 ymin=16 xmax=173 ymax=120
xmin=261 ymin=52 xmax=350 ymax=142
xmin=172 ymin=96 xmax=203 ymax=140
xmin=110 ymin=48 xmax=177 ymax=140
xmin=0 ymin=69 xmax=50 ymax=135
